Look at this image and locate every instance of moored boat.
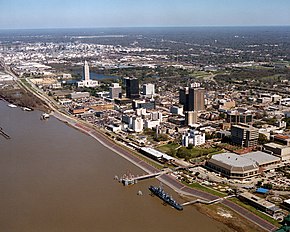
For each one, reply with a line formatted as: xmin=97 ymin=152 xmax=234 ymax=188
xmin=149 ymin=185 xmax=183 ymax=211
xmin=41 ymin=113 xmax=50 ymax=120
xmin=8 ymin=104 xmax=17 ymax=108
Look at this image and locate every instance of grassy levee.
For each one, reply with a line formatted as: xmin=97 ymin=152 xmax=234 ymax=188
xmin=182 ymin=181 xmax=227 ymax=197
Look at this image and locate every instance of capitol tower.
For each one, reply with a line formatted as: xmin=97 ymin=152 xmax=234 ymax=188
xmin=83 ymin=60 xmax=90 ymax=81
xmin=77 ymin=61 xmax=98 ymax=88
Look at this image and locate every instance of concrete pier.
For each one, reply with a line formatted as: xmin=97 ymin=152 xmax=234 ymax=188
xmin=118 ymin=169 xmax=171 ymax=186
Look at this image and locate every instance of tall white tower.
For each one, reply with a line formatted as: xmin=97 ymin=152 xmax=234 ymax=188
xmin=77 ymin=60 xmax=98 ymax=88
xmin=83 ymin=61 xmax=90 ymax=81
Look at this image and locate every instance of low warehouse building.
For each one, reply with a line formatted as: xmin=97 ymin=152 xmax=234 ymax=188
xmin=238 ymin=192 xmax=281 ymax=216
xmin=140 ymin=147 xmax=174 ymax=163
xmin=264 ymin=142 xmax=290 ymax=161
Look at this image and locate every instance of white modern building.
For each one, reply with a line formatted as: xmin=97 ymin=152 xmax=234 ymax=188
xmin=144 ymin=120 xmax=160 ymax=129
xmin=142 ymin=83 xmax=155 ymax=97
xmin=109 ymin=83 xmax=122 ymax=99
xmin=182 ymin=129 xmax=205 ymax=147
xmin=78 ymin=61 xmax=99 ymax=88
xmin=132 ymin=117 xmax=143 ymax=133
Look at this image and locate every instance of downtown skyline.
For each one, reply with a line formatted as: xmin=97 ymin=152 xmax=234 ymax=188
xmin=0 ymin=0 xmax=290 ymax=29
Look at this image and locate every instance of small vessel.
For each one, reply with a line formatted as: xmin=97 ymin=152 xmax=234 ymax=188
xmin=8 ymin=104 xmax=17 ymax=108
xmin=22 ymin=107 xmax=32 ymax=111
xmin=137 ymin=190 xmax=143 ymax=196
xmin=149 ymin=185 xmax=183 ymax=211
xmin=41 ymin=113 xmax=50 ymax=120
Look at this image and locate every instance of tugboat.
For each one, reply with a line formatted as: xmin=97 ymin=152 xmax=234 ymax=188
xmin=149 ymin=185 xmax=183 ymax=211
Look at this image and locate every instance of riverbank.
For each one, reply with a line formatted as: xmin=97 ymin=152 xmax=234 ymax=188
xmin=0 ymin=87 xmax=49 ymax=112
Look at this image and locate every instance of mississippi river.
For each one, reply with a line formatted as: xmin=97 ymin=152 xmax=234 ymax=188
xmin=0 ymin=100 xmax=229 ymax=232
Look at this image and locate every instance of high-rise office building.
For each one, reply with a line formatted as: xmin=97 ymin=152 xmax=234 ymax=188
xmin=179 ymin=85 xmax=205 ymax=111
xmin=231 ymin=123 xmax=259 ymax=147
xmin=77 ymin=61 xmax=98 ymax=88
xmin=124 ymin=77 xmax=139 ymax=99
xmin=179 ymin=87 xmax=189 ymax=108
xmin=179 ymin=84 xmax=205 ymax=126
xmin=188 ymin=87 xmax=205 ymax=111
xmin=142 ymin=83 xmax=155 ymax=97
xmin=109 ymin=83 xmax=122 ymax=99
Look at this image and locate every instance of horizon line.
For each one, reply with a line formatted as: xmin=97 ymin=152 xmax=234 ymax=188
xmin=1 ymin=24 xmax=290 ymax=31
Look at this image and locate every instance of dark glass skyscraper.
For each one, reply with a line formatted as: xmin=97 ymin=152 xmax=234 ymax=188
xmin=124 ymin=77 xmax=140 ymax=99
xmin=179 ymin=86 xmax=205 ymax=111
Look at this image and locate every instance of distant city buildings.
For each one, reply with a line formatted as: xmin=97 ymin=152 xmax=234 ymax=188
xmin=185 ymin=111 xmax=198 ymax=126
xmin=170 ymin=105 xmax=183 ymax=115
xmin=77 ymin=61 xmax=99 ymax=88
xmin=70 ymin=91 xmax=90 ymax=99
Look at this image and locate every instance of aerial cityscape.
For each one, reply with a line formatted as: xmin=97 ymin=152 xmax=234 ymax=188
xmin=1 ymin=1 xmax=290 ymax=232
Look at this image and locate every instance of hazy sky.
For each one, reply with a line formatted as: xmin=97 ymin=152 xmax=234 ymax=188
xmin=1 ymin=0 xmax=290 ymax=29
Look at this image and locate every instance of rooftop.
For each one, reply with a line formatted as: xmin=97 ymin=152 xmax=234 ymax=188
xmin=274 ymin=134 xmax=290 ymax=140
xmin=208 ymin=152 xmax=259 ymax=172
xmin=141 ymin=147 xmax=174 ymax=161
xmin=264 ymin=142 xmax=287 ymax=149
xmin=239 ymin=192 xmax=277 ymax=210
xmin=242 ymin=151 xmax=280 ymax=166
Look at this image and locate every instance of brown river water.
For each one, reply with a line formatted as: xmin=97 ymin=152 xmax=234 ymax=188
xmin=0 ymin=100 xmax=230 ymax=232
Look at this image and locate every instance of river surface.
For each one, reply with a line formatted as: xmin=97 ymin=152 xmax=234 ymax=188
xmin=0 ymin=100 xmax=229 ymax=232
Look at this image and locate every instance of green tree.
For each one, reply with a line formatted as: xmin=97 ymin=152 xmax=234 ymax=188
xmin=176 ymin=147 xmax=191 ymax=160
xmin=187 ymin=143 xmax=194 ymax=149
xmin=283 ymin=118 xmax=290 ymax=129
xmin=155 ymin=134 xmax=169 ymax=142
xmin=258 ymin=133 xmax=269 ymax=145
